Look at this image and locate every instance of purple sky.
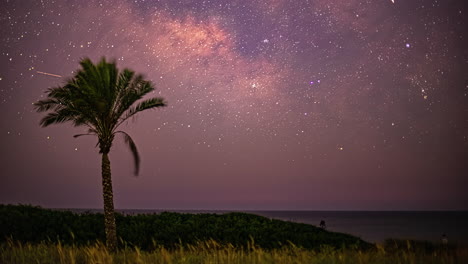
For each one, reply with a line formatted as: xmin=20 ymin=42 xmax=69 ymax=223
xmin=1 ymin=0 xmax=467 ymax=210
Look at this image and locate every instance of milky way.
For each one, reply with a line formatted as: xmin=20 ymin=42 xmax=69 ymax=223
xmin=1 ymin=0 xmax=467 ymax=210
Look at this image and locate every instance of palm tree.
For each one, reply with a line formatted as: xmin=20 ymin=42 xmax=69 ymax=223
xmin=34 ymin=57 xmax=166 ymax=251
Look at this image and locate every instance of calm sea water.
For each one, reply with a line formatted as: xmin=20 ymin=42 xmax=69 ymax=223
xmin=67 ymin=209 xmax=468 ymax=245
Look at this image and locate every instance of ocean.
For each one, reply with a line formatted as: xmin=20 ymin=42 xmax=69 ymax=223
xmin=67 ymin=209 xmax=468 ymax=245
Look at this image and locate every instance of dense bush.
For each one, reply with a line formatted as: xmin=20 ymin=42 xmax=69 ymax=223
xmin=0 ymin=204 xmax=371 ymax=250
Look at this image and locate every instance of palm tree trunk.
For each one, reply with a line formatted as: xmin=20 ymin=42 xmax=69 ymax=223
xmin=101 ymin=152 xmax=117 ymax=251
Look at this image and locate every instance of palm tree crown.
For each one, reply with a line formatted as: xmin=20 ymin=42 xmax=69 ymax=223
xmin=35 ymin=57 xmax=166 ymax=174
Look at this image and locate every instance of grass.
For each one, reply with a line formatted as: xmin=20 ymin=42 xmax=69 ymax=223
xmin=1 ymin=239 xmax=466 ymax=264
xmin=1 ymin=205 xmax=466 ymax=263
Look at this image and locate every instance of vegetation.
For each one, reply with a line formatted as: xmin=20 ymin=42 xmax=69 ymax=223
xmin=34 ymin=57 xmax=166 ymax=250
xmin=0 ymin=205 xmax=369 ymax=251
xmin=1 ymin=240 xmax=465 ymax=264
xmin=2 ymin=205 xmax=464 ymax=263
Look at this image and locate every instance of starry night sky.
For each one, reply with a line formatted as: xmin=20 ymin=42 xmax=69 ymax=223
xmin=1 ymin=0 xmax=467 ymax=210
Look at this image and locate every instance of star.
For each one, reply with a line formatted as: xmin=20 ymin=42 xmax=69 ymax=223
xmin=0 ymin=0 xmax=465 ymax=212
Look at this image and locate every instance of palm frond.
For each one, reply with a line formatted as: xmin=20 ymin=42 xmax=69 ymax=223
xmin=117 ymin=97 xmax=166 ymax=126
xmin=113 ymin=77 xmax=155 ymax=121
xmin=73 ymin=133 xmax=94 ymax=138
xmin=47 ymin=85 xmax=73 ymax=100
xmin=117 ymin=69 xmax=135 ymax=94
xmin=110 ymin=69 xmax=135 ymax=122
xmin=34 ymin=98 xmax=63 ymax=112
xmin=40 ymin=111 xmax=76 ymax=127
xmin=115 ymin=131 xmax=140 ymax=175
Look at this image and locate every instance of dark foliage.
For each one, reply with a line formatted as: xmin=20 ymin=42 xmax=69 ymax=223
xmin=0 ymin=205 xmax=372 ymax=251
xmin=34 ymin=57 xmax=166 ymax=175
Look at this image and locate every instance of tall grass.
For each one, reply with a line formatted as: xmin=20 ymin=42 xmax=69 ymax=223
xmin=1 ymin=239 xmax=466 ymax=264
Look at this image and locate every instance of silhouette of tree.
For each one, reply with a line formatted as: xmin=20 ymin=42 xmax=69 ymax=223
xmin=34 ymin=57 xmax=166 ymax=250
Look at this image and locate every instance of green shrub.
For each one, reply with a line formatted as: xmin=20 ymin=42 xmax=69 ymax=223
xmin=0 ymin=204 xmax=371 ymax=251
